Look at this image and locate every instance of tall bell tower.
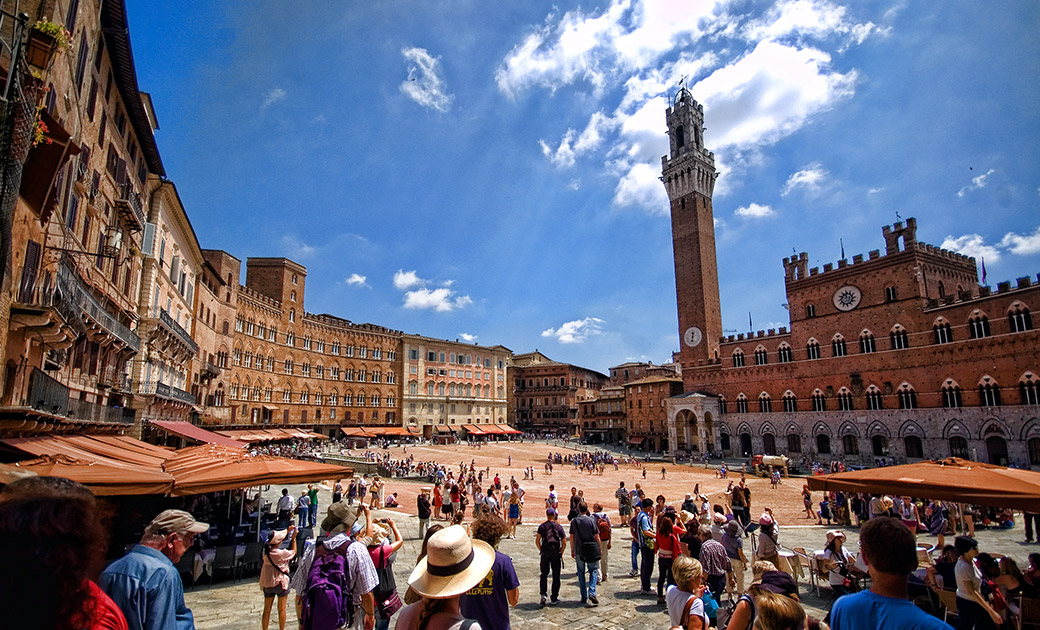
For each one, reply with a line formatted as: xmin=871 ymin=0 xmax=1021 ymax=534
xmin=662 ymin=86 xmax=722 ymax=367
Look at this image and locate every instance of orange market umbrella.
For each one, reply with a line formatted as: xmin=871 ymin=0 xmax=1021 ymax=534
xmin=806 ymin=457 xmax=1040 ymax=512
xmin=162 ymin=444 xmax=352 ymax=496
xmin=0 ymin=454 xmax=174 ymax=495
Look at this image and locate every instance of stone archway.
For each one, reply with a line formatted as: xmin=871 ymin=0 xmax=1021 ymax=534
xmin=740 ymin=433 xmax=753 ymax=457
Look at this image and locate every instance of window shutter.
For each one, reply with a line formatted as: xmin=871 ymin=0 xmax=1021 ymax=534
xmin=141 ymin=222 xmax=156 ymax=257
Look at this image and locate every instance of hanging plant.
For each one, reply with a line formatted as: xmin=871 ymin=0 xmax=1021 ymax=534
xmin=32 ymin=107 xmax=52 ymax=147
xmin=26 ymin=20 xmax=72 ymax=69
xmin=31 ymin=20 xmax=73 ymax=50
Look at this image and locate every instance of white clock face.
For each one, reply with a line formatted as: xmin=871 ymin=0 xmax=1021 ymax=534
xmin=684 ymin=326 xmax=703 ymax=348
xmin=833 ymin=285 xmax=862 ymax=311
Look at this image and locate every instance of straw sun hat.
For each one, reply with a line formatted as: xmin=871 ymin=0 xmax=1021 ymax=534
xmin=407 ymin=525 xmax=495 ymax=599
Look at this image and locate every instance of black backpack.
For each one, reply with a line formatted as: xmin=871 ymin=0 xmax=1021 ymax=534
xmin=542 ymin=523 xmax=563 ymax=556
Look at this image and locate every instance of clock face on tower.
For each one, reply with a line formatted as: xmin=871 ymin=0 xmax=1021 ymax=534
xmin=832 ymin=285 xmax=863 ymax=311
xmin=683 ymin=326 xmax=703 ymax=348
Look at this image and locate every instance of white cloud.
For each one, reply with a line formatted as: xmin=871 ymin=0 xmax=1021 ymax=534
xmin=400 ymin=47 xmax=453 ymax=112
xmin=261 ymin=88 xmax=286 ymax=109
xmin=280 ymin=235 xmax=316 ymax=259
xmin=403 ymin=288 xmax=472 ymax=312
xmin=613 ymin=162 xmax=667 ymax=213
xmin=568 ymin=179 xmax=581 ymax=190
xmin=957 ymin=168 xmax=996 ymax=197
xmin=743 ymin=0 xmax=879 ymax=48
xmin=940 ymin=234 xmax=1001 ymax=263
xmin=541 ymin=317 xmax=605 ymax=344
xmin=345 ymin=273 xmax=368 ymax=288
xmin=393 ymin=269 xmax=422 ymax=290
xmin=693 ymin=42 xmax=857 ymax=155
xmin=781 ymin=162 xmax=829 ymax=196
xmin=868 ymin=186 xmax=885 ymax=194
xmin=459 ymin=333 xmax=477 ymax=343
xmin=1000 ymin=226 xmax=1040 ymax=256
xmin=735 ymin=202 xmax=775 ymax=218
xmin=393 ymin=270 xmax=471 ymax=312
xmin=501 ymin=1 xmax=870 ymax=214
xmin=540 ymin=111 xmax=616 ymax=168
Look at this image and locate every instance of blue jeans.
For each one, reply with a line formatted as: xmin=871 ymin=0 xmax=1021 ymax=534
xmin=297 ymin=506 xmax=309 ymax=527
xmin=575 ymin=555 xmax=599 ymax=600
xmin=631 ymin=541 xmax=640 ymax=573
xmin=309 ymin=502 xmax=317 ymax=527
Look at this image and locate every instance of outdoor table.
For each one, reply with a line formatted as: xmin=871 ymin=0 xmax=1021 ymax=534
xmin=777 ymin=549 xmax=801 ymax=581
xmin=194 ymin=544 xmax=246 ymax=581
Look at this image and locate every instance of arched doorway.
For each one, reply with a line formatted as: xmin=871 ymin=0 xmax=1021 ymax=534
xmin=720 ymin=432 xmax=731 ymax=452
xmin=703 ymin=412 xmax=715 ymax=453
xmin=762 ymin=433 xmax=776 ymax=455
xmin=816 ymin=434 xmax=831 ymax=455
xmin=740 ymin=433 xmax=752 ymax=457
xmin=872 ymin=435 xmax=889 ymax=457
xmin=986 ymin=435 xmax=1008 ymax=466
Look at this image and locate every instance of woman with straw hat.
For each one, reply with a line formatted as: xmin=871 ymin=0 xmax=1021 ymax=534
xmin=395 ymin=525 xmax=495 ymax=630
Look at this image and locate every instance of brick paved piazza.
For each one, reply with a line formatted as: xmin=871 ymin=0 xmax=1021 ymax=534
xmin=186 ymin=441 xmax=1036 ymax=629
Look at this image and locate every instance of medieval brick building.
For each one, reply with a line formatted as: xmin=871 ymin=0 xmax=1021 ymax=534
xmin=663 ymin=87 xmax=1040 ymax=467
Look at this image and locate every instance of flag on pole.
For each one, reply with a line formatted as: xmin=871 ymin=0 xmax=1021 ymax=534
xmin=981 ymin=257 xmax=987 ymax=285
xmin=840 ymin=238 xmax=845 ymax=260
xmin=749 ymin=311 xmax=753 ymax=331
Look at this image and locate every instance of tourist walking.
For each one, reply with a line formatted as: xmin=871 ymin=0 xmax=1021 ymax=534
xmin=656 ymin=513 xmax=682 ymax=605
xmin=308 ymin=484 xmax=319 ymax=528
xmin=536 ymin=508 xmax=567 ymax=606
xmin=295 ymin=490 xmax=310 ymax=528
xmin=570 ymin=501 xmax=601 ymax=606
xmin=617 ymin=481 xmax=632 ymax=521
xmin=592 ymin=503 xmax=611 ymax=581
xmin=460 ymin=513 xmax=520 ymax=630
xmin=953 ymin=535 xmax=1002 ymax=629
xmin=666 ymin=555 xmax=709 ymax=630
xmin=395 ymin=525 xmax=495 ymax=630
xmin=260 ymin=526 xmax=297 ymax=630
xmin=417 ymin=487 xmax=432 ymax=539
xmin=637 ymin=498 xmax=657 ymax=594
xmin=277 ymin=488 xmax=295 ymax=528
xmin=756 ymin=513 xmax=781 ymax=568
xmin=698 ymin=525 xmax=733 ymax=606
xmin=100 ymin=509 xmax=210 ymax=630
xmin=722 ymin=519 xmax=748 ymax=598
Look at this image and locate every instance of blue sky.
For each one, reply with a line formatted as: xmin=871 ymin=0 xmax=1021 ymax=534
xmin=125 ymin=1 xmax=1040 ymax=374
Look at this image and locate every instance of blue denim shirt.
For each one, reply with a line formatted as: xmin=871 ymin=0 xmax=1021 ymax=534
xmin=99 ymin=545 xmax=194 ymax=630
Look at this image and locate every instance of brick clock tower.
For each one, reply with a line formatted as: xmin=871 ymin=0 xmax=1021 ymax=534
xmin=662 ymin=87 xmax=722 ymax=367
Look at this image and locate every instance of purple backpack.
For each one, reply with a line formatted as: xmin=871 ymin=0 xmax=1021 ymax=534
xmin=302 ymin=544 xmax=353 ymax=630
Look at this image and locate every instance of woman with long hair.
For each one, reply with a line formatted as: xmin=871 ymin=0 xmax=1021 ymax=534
xmin=507 ymin=492 xmax=520 ymax=539
xmin=0 ymin=476 xmax=125 ymax=630
xmin=396 ymin=526 xmax=495 ymax=630
xmin=656 ymin=514 xmax=682 ymax=605
xmin=260 ymin=525 xmax=297 ymax=630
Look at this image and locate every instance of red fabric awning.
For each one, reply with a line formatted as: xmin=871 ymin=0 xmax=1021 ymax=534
xmin=628 ymin=436 xmax=644 ymax=444
xmin=149 ymin=420 xmax=247 ymax=449
xmin=0 ymin=454 xmax=173 ymax=495
xmin=465 ymin=425 xmax=487 ymax=436
xmin=162 ymin=444 xmax=351 ymax=496
xmin=806 ymin=457 xmax=1040 ymax=512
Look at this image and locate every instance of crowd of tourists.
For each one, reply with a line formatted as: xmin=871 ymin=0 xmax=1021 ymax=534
xmin=4 ymin=440 xmax=1040 ymax=630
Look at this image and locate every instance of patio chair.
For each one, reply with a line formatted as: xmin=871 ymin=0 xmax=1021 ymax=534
xmin=173 ymin=548 xmax=197 ymax=590
xmin=811 ymin=556 xmax=832 ymax=598
xmin=1021 ymin=596 xmax=1040 ymax=630
xmin=210 ymin=545 xmax=240 ymax=583
xmin=933 ymin=588 xmax=958 ymax=625
xmin=240 ymin=541 xmax=264 ymax=576
xmin=792 ymin=547 xmax=817 ymax=595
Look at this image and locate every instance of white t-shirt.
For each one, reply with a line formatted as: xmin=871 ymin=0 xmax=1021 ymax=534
xmin=955 ymin=557 xmax=982 ymax=601
xmin=666 ymin=585 xmax=708 ymax=628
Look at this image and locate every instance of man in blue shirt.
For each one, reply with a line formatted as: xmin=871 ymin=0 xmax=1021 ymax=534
xmin=99 ymin=509 xmax=210 ymax=630
xmin=829 ymin=516 xmax=952 ymax=630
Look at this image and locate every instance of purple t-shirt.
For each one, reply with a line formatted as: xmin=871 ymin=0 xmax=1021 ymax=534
xmin=459 ymin=550 xmax=519 ymax=630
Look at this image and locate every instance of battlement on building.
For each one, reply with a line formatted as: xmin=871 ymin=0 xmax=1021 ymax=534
xmin=924 ymin=273 xmax=1040 ymax=310
xmin=783 ymin=217 xmax=977 ymax=285
xmin=304 ymin=312 xmax=401 ymax=336
xmin=721 ymin=327 xmax=791 ymax=345
xmin=238 ymin=284 xmax=281 ymax=309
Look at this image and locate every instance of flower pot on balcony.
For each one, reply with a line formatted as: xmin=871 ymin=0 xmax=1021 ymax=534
xmin=26 ymin=29 xmax=57 ymax=69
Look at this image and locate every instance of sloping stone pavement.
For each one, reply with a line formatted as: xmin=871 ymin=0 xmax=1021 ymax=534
xmin=186 ymin=485 xmax=1034 ymax=629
